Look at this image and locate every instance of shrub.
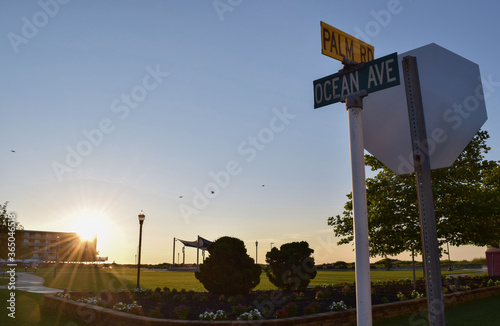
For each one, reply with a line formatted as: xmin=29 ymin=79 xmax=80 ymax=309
xmin=174 ymin=305 xmax=189 ymax=320
xmin=315 ymin=290 xmax=326 ymax=300
xmin=231 ymin=304 xmax=252 ymax=315
xmin=227 ymin=295 xmax=245 ymax=303
xmin=265 ymin=241 xmax=317 ymax=291
xmin=304 ymin=301 xmax=321 ymax=315
xmin=273 ymin=302 xmax=298 ymax=318
xmin=195 ymin=236 xmax=261 ymax=294
xmin=193 ymin=292 xmax=207 ymax=301
xmin=411 ymin=290 xmax=425 ymax=299
xmin=396 ymin=291 xmax=407 ymax=301
xmin=341 ymin=283 xmax=354 ymax=296
xmin=148 ymin=307 xmax=161 ymax=318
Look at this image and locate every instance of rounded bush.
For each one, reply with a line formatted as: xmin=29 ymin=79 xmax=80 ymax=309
xmin=195 ymin=236 xmax=261 ymax=294
xmin=265 ymin=241 xmax=317 ymax=291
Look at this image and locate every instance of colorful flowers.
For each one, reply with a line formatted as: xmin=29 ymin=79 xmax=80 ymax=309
xmin=112 ymin=301 xmax=144 ymax=316
xmin=273 ymin=302 xmax=298 ymax=318
xmin=304 ymin=301 xmax=321 ymax=315
xmin=237 ymin=309 xmax=262 ymax=320
xmin=329 ymin=300 xmax=348 ymax=311
xmin=198 ymin=309 xmax=228 ymax=321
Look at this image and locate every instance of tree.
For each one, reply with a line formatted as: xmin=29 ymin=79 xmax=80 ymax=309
xmin=483 ymin=163 xmax=500 ymax=248
xmin=328 ymin=130 xmax=500 ymax=257
xmin=265 ymin=241 xmax=317 ymax=291
xmin=195 ymin=236 xmax=261 ymax=294
xmin=334 ymin=261 xmax=348 ymax=269
xmin=0 ymin=202 xmax=26 ymax=260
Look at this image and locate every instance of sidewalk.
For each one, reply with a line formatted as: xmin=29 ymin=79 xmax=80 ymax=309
xmin=0 ymin=272 xmax=63 ymax=294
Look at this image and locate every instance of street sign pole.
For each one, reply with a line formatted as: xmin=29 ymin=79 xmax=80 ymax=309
xmin=402 ymin=56 xmax=445 ymax=326
xmin=342 ymin=89 xmax=372 ymax=326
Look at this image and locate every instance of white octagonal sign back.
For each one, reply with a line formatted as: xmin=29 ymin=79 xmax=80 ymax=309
xmin=363 ymin=43 xmax=487 ymax=175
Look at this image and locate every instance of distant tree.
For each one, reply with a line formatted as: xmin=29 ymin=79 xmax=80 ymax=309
xmin=484 ymin=164 xmax=500 ymax=248
xmin=0 ymin=202 xmax=26 ymax=260
xmin=334 ymin=261 xmax=348 ymax=269
xmin=328 ymin=130 xmax=500 ymax=256
xmin=376 ymin=258 xmax=393 ymax=270
xmin=265 ymin=241 xmax=317 ymax=291
xmin=195 ymin=236 xmax=260 ymax=294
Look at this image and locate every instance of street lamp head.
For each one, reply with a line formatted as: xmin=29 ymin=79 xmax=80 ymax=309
xmin=138 ymin=210 xmax=145 ymax=222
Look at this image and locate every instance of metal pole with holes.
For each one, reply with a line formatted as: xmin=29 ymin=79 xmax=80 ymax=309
xmin=403 ymin=56 xmax=445 ymax=326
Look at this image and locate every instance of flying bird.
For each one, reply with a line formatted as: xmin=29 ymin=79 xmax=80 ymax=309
xmin=10 ymin=150 xmax=15 ymax=153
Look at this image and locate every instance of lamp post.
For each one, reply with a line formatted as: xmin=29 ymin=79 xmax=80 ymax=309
xmin=255 ymin=241 xmax=258 ymax=264
xmin=54 ymin=235 xmax=59 ymax=278
xmin=136 ymin=210 xmax=145 ymax=289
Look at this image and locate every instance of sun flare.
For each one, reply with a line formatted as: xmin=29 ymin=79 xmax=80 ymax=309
xmin=70 ymin=214 xmax=107 ymax=242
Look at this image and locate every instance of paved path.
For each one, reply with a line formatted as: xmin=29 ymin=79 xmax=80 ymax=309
xmin=0 ymin=272 xmax=63 ymax=294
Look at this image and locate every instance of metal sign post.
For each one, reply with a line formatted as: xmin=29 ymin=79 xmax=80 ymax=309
xmin=402 ymin=56 xmax=445 ymax=326
xmin=342 ymin=89 xmax=372 ymax=326
xmin=314 ymin=22 xmax=402 ymax=326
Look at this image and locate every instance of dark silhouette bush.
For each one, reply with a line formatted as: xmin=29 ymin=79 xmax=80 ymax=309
xmin=265 ymin=241 xmax=317 ymax=291
xmin=195 ymin=236 xmax=260 ymax=294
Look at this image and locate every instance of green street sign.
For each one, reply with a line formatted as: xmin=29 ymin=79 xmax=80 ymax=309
xmin=313 ymin=52 xmax=400 ymax=109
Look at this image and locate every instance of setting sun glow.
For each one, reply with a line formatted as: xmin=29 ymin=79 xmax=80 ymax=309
xmin=71 ymin=214 xmax=105 ymax=242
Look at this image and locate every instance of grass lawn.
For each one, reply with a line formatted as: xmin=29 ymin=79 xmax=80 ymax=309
xmin=33 ymin=264 xmax=479 ymax=292
xmin=0 ymin=289 xmax=85 ymax=326
xmin=374 ymin=294 xmax=500 ymax=326
xmin=36 ymin=265 xmax=132 ymax=291
xmin=310 ymin=269 xmax=473 ymax=287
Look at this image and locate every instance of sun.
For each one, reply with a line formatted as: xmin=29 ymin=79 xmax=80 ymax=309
xmin=70 ymin=214 xmax=106 ymax=242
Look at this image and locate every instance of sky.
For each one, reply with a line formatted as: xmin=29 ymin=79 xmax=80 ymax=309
xmin=1 ymin=0 xmax=499 ymax=265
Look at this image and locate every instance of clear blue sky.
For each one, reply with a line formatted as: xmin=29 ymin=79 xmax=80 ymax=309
xmin=1 ymin=0 xmax=499 ymax=264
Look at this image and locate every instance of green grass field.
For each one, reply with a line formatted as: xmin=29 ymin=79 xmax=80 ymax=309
xmin=374 ymin=294 xmax=500 ymax=326
xmin=0 ymin=289 xmax=86 ymax=326
xmin=34 ymin=265 xmax=480 ymax=292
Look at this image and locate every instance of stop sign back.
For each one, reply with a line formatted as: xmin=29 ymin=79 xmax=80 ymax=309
xmin=363 ymin=43 xmax=487 ymax=174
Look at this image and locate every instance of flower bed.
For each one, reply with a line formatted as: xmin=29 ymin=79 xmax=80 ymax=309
xmin=45 ymin=275 xmax=500 ymax=324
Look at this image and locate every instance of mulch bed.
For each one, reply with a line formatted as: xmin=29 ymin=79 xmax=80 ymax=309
xmin=67 ymin=275 xmax=500 ymax=320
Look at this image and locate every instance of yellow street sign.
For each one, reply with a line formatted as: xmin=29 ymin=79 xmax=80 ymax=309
xmin=321 ymin=21 xmax=374 ymax=63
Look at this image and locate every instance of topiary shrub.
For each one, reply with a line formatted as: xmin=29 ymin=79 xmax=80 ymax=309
xmin=265 ymin=241 xmax=317 ymax=291
xmin=195 ymin=236 xmax=260 ymax=294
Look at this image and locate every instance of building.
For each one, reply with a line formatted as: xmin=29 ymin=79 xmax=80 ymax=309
xmin=21 ymin=230 xmax=98 ymax=263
